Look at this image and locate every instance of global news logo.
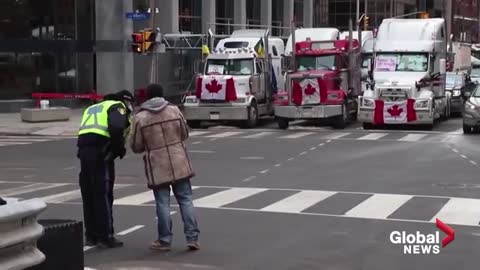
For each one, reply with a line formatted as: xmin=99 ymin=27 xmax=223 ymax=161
xmin=389 ymin=219 xmax=455 ymax=255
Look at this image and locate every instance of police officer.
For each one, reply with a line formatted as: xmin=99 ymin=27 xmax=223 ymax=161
xmin=77 ymin=90 xmax=133 ymax=248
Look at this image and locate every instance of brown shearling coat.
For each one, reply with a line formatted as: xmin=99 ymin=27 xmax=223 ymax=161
xmin=129 ymin=98 xmax=194 ymax=189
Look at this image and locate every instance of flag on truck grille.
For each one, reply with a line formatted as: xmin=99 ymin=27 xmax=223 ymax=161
xmin=254 ymin=38 xmax=265 ymax=57
xmin=196 ymin=76 xmax=237 ymax=101
xmin=373 ymin=99 xmax=417 ymax=124
xmin=292 ymin=78 xmax=327 ymax=106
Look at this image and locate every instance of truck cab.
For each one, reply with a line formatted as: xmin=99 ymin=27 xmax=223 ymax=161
xmin=182 ymin=30 xmax=284 ymax=128
xmin=274 ymin=32 xmax=361 ymax=129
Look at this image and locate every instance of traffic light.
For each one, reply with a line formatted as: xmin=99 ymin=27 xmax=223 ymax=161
xmin=364 ymin=16 xmax=369 ymax=30
xmin=132 ymin=32 xmax=144 ymax=54
xmin=142 ymin=29 xmax=157 ymax=53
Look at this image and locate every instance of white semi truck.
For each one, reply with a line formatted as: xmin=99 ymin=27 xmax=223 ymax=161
xmin=358 ymin=18 xmax=449 ymax=130
xmin=182 ymin=29 xmax=284 ymax=128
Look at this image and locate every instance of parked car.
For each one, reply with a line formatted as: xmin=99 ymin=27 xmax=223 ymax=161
xmin=446 ymin=72 xmax=477 ymax=115
xmin=463 ymin=84 xmax=480 ymax=133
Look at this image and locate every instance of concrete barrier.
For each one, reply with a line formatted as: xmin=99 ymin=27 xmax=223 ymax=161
xmin=21 ymin=107 xmax=71 ymax=123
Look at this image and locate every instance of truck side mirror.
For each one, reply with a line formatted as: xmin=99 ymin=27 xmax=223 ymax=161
xmin=439 ymin=59 xmax=446 ymax=75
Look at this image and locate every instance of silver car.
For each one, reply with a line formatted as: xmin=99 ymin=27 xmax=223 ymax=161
xmin=463 ymin=84 xmax=480 ymax=133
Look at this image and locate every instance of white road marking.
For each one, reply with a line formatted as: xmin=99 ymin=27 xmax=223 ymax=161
xmin=274 ymin=164 xmax=281 ymax=167
xmin=206 ymin=131 xmax=244 ymax=138
xmin=116 ymin=225 xmax=145 ymax=236
xmin=460 ymin=155 xmax=468 ymax=159
xmin=83 ymin=246 xmax=94 ymax=252
xmin=452 ymin=148 xmax=459 ymax=153
xmin=192 ymin=141 xmax=202 ymax=145
xmin=345 ymin=194 xmax=412 ymax=219
xmin=23 ymin=174 xmax=37 ymax=179
xmin=326 ymin=140 xmax=332 ymax=143
xmin=397 ymin=134 xmax=428 ymax=142
xmin=0 ymin=142 xmax=32 ymax=146
xmin=40 ymin=185 xmax=128 ymax=203
xmin=278 ymin=132 xmax=314 ymax=139
xmin=356 ymin=133 xmax=389 ymax=141
xmin=261 ymin=190 xmax=336 ymax=213
xmin=114 ymin=191 xmax=154 ymax=205
xmin=188 ymin=150 xmax=216 ymax=154
xmin=63 ymin=166 xmax=76 ymax=171
xmin=259 ymin=169 xmax=269 ymax=174
xmin=193 ymin=188 xmax=267 ymax=208
xmin=310 ymin=147 xmax=317 ymax=151
xmin=0 ymin=183 xmax=68 ymax=196
xmin=470 ymin=160 xmax=478 ymax=165
xmin=431 ymin=198 xmax=480 ymax=226
xmin=241 ymin=132 xmax=275 ymax=138
xmin=299 ymin=151 xmax=307 ymax=156
xmin=323 ymin=132 xmax=351 ymax=140
xmin=287 ymin=157 xmax=294 ymax=161
xmin=318 ymin=143 xmax=325 ymax=147
xmin=240 ymin=156 xmax=264 ymax=160
xmin=189 ymin=131 xmax=210 ymax=136
xmin=242 ymin=176 xmax=257 ymax=182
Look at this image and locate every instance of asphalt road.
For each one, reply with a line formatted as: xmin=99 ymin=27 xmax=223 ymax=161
xmin=2 ymin=117 xmax=480 ymax=269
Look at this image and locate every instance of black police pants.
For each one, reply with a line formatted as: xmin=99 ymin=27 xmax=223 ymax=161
xmin=78 ymin=147 xmax=116 ymax=241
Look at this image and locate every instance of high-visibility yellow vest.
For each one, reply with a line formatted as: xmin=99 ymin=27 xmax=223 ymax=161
xmin=78 ymin=100 xmax=126 ymax=138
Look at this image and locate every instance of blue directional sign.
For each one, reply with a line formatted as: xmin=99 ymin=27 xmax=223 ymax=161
xmin=125 ymin=12 xmax=150 ymax=21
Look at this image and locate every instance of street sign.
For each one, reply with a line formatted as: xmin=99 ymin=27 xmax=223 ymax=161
xmin=125 ymin=12 xmax=150 ymax=21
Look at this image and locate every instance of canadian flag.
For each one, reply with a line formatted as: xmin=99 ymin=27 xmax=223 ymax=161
xmin=196 ymin=76 xmax=237 ymax=101
xmin=291 ymin=78 xmax=327 ymax=106
xmin=373 ymin=99 xmax=417 ymax=124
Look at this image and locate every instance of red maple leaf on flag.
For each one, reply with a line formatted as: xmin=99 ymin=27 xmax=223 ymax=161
xmin=388 ymin=105 xmax=403 ymax=117
xmin=304 ymin=83 xmax=316 ymax=95
xmin=205 ymin=79 xmax=223 ymax=93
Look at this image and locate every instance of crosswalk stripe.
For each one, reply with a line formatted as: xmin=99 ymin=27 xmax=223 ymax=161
xmin=0 ymin=183 xmax=68 ymax=197
xmin=278 ymin=132 xmax=314 ymax=139
xmin=0 ymin=138 xmax=51 ymax=142
xmin=41 ymin=185 xmax=129 ymax=203
xmin=397 ymin=134 xmax=428 ymax=142
xmin=344 ymin=194 xmax=412 ymax=219
xmin=261 ymin=190 xmax=336 ymax=213
xmin=0 ymin=142 xmax=33 ymax=146
xmin=430 ymin=198 xmax=480 ymax=226
xmin=356 ymin=133 xmax=389 ymax=141
xmin=241 ymin=132 xmax=275 ymax=138
xmin=193 ymin=188 xmax=267 ymax=208
xmin=323 ymin=132 xmax=351 ymax=140
xmin=189 ymin=131 xmax=210 ymax=136
xmin=114 ymin=187 xmax=200 ymax=205
xmin=205 ymin=132 xmax=244 ymax=138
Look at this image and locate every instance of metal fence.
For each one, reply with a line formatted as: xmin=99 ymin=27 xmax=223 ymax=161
xmin=0 ymin=199 xmax=47 ymax=270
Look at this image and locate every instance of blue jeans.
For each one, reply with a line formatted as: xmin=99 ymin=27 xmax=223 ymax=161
xmin=153 ymin=179 xmax=200 ymax=244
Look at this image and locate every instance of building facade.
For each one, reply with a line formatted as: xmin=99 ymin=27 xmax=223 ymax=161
xmin=0 ymin=0 xmax=479 ymax=104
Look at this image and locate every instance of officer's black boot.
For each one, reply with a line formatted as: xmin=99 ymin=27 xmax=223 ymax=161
xmin=97 ymin=237 xmax=124 ymax=249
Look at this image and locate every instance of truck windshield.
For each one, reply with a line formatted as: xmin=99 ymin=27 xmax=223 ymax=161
xmin=297 ymin=55 xmax=336 ymax=71
xmin=374 ymin=53 xmax=428 ymax=72
xmin=205 ymin=59 xmax=254 ymax=75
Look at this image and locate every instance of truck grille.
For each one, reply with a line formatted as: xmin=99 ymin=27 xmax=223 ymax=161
xmin=378 ymin=88 xmax=410 ymax=102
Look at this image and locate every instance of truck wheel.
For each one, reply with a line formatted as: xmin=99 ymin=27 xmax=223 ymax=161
xmin=464 ymin=124 xmax=473 ymax=134
xmin=362 ymin=123 xmax=374 ymax=130
xmin=333 ymin=104 xmax=348 ymax=129
xmin=277 ymin=117 xmax=289 ymax=130
xmin=244 ymin=102 xmax=258 ymax=128
xmin=187 ymin=120 xmax=202 ymax=129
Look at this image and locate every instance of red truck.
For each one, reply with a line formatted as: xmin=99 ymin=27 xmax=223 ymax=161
xmin=274 ymin=27 xmax=361 ymax=129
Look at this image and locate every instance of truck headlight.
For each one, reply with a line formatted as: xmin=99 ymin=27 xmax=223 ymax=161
xmin=185 ymin=97 xmax=198 ymax=103
xmin=362 ymin=98 xmax=374 ymax=108
xmin=453 ymin=90 xmax=461 ymax=97
xmin=465 ymin=101 xmax=476 ymax=110
xmin=414 ymin=100 xmax=429 ymax=109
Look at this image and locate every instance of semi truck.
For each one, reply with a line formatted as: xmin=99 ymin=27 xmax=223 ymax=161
xmin=274 ymin=25 xmax=361 ymax=129
xmin=358 ymin=18 xmax=449 ymax=130
xmin=182 ymin=29 xmax=284 ymax=128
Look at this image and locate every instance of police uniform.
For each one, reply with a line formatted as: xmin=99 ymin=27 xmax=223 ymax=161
xmin=77 ymin=99 xmax=130 ymax=248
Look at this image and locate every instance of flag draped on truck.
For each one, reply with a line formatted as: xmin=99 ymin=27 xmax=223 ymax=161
xmin=291 ymin=78 xmax=327 ymax=106
xmin=196 ymin=76 xmax=238 ymax=101
xmin=373 ymin=99 xmax=417 ymax=124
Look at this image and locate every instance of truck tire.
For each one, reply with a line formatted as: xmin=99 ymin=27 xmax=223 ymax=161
xmin=244 ymin=101 xmax=258 ymax=128
xmin=187 ymin=120 xmax=202 ymax=129
xmin=277 ymin=117 xmax=289 ymax=130
xmin=362 ymin=122 xmax=374 ymax=130
xmin=333 ymin=104 xmax=348 ymax=129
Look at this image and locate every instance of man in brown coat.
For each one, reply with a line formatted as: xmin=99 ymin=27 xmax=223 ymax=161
xmin=129 ymin=84 xmax=200 ymax=251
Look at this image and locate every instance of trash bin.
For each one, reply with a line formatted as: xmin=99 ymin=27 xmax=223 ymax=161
xmin=26 ymin=219 xmax=84 ymax=270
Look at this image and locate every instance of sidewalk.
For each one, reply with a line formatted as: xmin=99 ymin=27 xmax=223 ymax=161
xmin=0 ymin=109 xmax=83 ymax=136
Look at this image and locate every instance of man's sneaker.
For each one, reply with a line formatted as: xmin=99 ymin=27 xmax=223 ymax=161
xmin=97 ymin=237 xmax=124 ymax=249
xmin=85 ymin=237 xmax=97 ymax=246
xmin=150 ymin=240 xmax=171 ymax=251
xmin=187 ymin=242 xmax=200 ymax=251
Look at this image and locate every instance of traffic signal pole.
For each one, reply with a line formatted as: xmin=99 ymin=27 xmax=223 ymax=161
xmin=148 ymin=0 xmax=157 ymax=84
